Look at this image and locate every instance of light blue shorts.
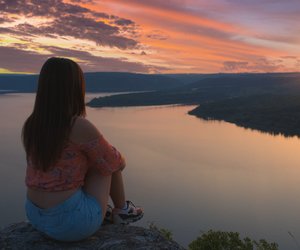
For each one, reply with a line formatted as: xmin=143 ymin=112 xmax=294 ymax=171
xmin=25 ymin=189 xmax=102 ymax=242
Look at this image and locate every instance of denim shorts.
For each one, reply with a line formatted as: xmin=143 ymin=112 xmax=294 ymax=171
xmin=25 ymin=189 xmax=102 ymax=242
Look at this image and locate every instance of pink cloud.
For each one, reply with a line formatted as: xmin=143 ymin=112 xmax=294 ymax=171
xmin=0 ymin=0 xmax=139 ymax=49
xmin=0 ymin=45 xmax=168 ymax=73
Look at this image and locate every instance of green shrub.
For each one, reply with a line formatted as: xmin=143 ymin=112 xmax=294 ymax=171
xmin=189 ymin=230 xmax=279 ymax=250
xmin=148 ymin=222 xmax=173 ymax=240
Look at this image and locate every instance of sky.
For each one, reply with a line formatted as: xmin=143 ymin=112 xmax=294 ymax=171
xmin=0 ymin=0 xmax=300 ymax=74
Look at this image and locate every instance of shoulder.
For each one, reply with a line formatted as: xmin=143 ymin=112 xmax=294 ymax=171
xmin=70 ymin=116 xmax=101 ymax=144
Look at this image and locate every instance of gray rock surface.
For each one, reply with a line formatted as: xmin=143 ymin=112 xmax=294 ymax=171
xmin=0 ymin=222 xmax=186 ymax=250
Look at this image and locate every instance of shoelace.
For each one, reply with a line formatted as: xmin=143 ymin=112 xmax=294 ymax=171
xmin=126 ymin=200 xmax=137 ymax=209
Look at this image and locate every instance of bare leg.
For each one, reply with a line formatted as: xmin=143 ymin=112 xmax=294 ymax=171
xmin=84 ymin=168 xmax=143 ymax=225
xmin=83 ymin=168 xmax=112 ymax=219
xmin=110 ymin=170 xmax=126 ymax=209
xmin=83 ymin=169 xmax=127 ymax=219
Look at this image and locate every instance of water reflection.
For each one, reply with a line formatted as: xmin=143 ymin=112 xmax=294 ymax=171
xmin=88 ymin=102 xmax=300 ymax=249
xmin=1 ymin=93 xmax=300 ymax=249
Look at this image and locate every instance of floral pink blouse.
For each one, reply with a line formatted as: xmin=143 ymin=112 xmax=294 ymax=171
xmin=25 ymin=134 xmax=126 ymax=191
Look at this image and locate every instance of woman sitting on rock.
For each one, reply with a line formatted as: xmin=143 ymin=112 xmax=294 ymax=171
xmin=22 ymin=57 xmax=143 ymax=242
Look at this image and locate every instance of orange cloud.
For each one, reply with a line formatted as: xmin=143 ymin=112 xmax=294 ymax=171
xmin=0 ymin=0 xmax=299 ymax=73
xmin=82 ymin=0 xmax=296 ymax=73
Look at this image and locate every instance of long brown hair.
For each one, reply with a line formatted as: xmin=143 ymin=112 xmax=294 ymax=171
xmin=22 ymin=57 xmax=86 ymax=171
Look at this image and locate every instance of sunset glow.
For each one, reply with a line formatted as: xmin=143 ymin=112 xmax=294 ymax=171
xmin=1 ymin=0 xmax=300 ymax=73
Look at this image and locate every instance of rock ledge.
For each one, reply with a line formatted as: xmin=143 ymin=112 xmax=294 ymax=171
xmin=0 ymin=222 xmax=185 ymax=249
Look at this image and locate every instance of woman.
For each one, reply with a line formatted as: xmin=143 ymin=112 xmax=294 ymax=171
xmin=22 ymin=57 xmax=143 ymax=242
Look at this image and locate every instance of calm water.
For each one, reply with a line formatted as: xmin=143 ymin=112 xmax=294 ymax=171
xmin=1 ymin=93 xmax=300 ymax=249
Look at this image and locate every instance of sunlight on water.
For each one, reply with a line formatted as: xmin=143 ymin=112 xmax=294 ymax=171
xmin=1 ymin=93 xmax=300 ymax=249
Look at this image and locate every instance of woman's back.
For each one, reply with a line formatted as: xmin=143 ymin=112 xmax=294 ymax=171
xmin=26 ymin=117 xmax=98 ymax=208
xmin=26 ymin=117 xmax=124 ymax=208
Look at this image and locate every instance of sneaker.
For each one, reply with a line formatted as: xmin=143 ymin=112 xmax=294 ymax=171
xmin=102 ymin=204 xmax=113 ymax=225
xmin=112 ymin=200 xmax=144 ymax=225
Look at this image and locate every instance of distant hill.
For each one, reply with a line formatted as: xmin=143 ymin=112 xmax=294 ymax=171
xmin=0 ymin=74 xmax=38 ymax=93
xmin=84 ymin=72 xmax=184 ymax=92
xmin=88 ymin=73 xmax=300 ymax=107
xmin=161 ymin=73 xmax=211 ymax=84
xmin=0 ymin=72 xmax=186 ymax=93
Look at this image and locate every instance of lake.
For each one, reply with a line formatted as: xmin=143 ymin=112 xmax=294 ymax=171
xmin=1 ymin=93 xmax=300 ymax=249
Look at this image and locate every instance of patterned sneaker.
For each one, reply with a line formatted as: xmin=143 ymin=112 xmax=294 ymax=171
xmin=112 ymin=201 xmax=144 ymax=225
xmin=102 ymin=204 xmax=113 ymax=225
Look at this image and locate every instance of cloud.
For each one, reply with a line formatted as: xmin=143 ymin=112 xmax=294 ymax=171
xmin=2 ymin=0 xmax=300 ymax=73
xmin=281 ymin=56 xmax=298 ymax=60
xmin=42 ymin=46 xmax=168 ymax=72
xmin=114 ymin=18 xmax=135 ymax=26
xmin=48 ymin=15 xmax=137 ymax=49
xmin=223 ymin=61 xmax=249 ymax=71
xmin=70 ymin=0 xmax=94 ymax=3
xmin=0 ymin=0 xmax=139 ymax=49
xmin=0 ymin=0 xmax=88 ymax=16
xmin=0 ymin=46 xmax=50 ymax=73
xmin=0 ymin=45 xmax=168 ymax=73
xmin=0 ymin=17 xmax=6 ymax=23
xmin=256 ymin=33 xmax=300 ymax=45
xmin=147 ymin=30 xmax=169 ymax=40
xmin=226 ymin=0 xmax=300 ymax=11
xmin=0 ymin=27 xmax=30 ymax=37
xmin=223 ymin=57 xmax=283 ymax=72
xmin=0 ymin=15 xmax=15 ymax=24
xmin=98 ymin=0 xmax=192 ymax=15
